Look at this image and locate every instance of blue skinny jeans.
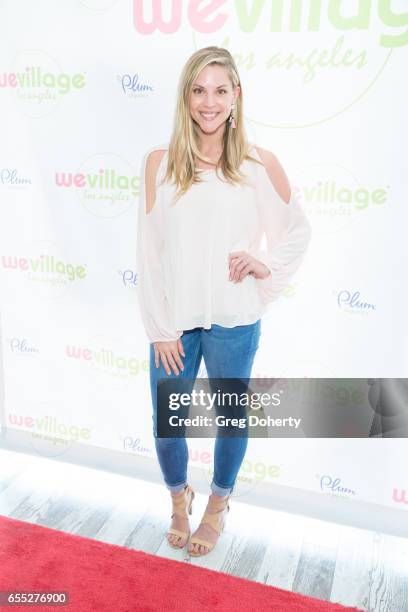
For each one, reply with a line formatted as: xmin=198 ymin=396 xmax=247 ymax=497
xmin=149 ymin=320 xmax=261 ymax=496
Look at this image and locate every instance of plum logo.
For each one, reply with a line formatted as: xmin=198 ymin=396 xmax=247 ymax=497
xmin=0 ymin=168 xmax=32 ymax=188
xmin=9 ymin=338 xmax=39 ymax=354
xmin=55 ymin=152 xmax=139 ymax=218
xmin=4 ymin=50 xmax=85 ymax=117
xmin=337 ymin=290 xmax=376 ymax=315
xmin=320 ymin=474 xmax=356 ymax=496
xmin=123 ymin=436 xmax=153 ymax=456
xmin=119 ymin=72 xmax=154 ymax=97
xmin=120 ymin=268 xmax=138 ymax=290
xmin=133 ymin=0 xmax=406 ymax=127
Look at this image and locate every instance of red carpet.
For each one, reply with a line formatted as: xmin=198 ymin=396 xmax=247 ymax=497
xmin=0 ymin=514 xmax=363 ymax=612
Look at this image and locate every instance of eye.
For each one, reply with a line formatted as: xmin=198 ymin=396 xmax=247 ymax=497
xmin=192 ymin=88 xmax=228 ymax=94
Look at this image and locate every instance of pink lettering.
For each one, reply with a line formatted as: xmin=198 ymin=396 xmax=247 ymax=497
xmin=188 ymin=0 xmax=227 ymax=33
xmin=392 ymin=488 xmax=408 ymax=505
xmin=133 ymin=0 xmax=227 ymax=34
xmin=133 ymin=0 xmax=183 ymax=35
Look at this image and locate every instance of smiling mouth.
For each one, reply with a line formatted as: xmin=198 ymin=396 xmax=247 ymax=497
xmin=199 ymin=112 xmax=219 ymax=121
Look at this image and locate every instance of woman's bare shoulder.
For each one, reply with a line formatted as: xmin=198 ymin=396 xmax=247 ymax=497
xmin=252 ymin=145 xmax=291 ymax=205
xmin=144 ymin=145 xmax=168 ymax=214
xmin=145 ymin=143 xmax=168 ymax=167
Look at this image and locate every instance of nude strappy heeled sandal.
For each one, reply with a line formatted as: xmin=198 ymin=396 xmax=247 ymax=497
xmin=167 ymin=484 xmax=195 ymax=548
xmin=188 ymin=495 xmax=230 ymax=557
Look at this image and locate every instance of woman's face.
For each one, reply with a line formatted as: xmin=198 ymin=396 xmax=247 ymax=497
xmin=189 ymin=64 xmax=240 ymax=135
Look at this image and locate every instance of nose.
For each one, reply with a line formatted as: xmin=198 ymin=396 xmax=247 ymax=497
xmin=201 ymin=92 xmax=217 ymax=107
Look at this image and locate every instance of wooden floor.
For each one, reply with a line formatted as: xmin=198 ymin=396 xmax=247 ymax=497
xmin=0 ymin=449 xmax=407 ymax=611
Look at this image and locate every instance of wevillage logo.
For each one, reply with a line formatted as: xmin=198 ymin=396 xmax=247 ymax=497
xmin=1 ymin=253 xmax=87 ymax=287
xmin=8 ymin=413 xmax=92 ymax=442
xmin=241 ymin=457 xmax=281 ymax=481
xmin=55 ymin=152 xmax=139 ymax=218
xmin=205 ymin=456 xmax=281 ymax=497
xmin=133 ymin=0 xmax=407 ymax=127
xmin=336 ymin=289 xmax=376 ymax=315
xmin=297 ymin=165 xmax=389 ymax=234
xmin=66 ymin=342 xmax=149 ymax=379
xmin=3 ymin=50 xmax=86 ymax=117
xmin=319 ymin=474 xmax=356 ymax=496
xmin=119 ymin=72 xmax=154 ymax=97
xmin=133 ymin=0 xmax=407 ymax=47
xmin=9 ymin=337 xmax=40 ymax=355
xmin=256 ymin=355 xmax=338 ymax=380
xmin=392 ymin=488 xmax=408 ymax=506
xmin=1 ymin=167 xmax=32 ymax=188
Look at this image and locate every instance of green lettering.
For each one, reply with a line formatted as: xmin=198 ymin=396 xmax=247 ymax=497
xmin=378 ymin=0 xmax=408 ymax=48
xmin=328 ymin=0 xmax=370 ymax=31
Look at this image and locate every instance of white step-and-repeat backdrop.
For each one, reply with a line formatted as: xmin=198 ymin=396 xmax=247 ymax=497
xmin=1 ymin=1 xmax=407 ymax=520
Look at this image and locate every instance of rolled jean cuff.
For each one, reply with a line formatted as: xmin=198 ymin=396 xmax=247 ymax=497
xmin=165 ymin=481 xmax=187 ymax=493
xmin=211 ymin=480 xmax=233 ymax=497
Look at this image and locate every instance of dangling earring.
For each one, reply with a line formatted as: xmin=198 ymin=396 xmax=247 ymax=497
xmin=229 ymin=102 xmax=236 ymax=129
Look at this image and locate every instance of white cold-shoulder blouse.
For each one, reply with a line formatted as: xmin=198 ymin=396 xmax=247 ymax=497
xmin=136 ymin=143 xmax=312 ymax=344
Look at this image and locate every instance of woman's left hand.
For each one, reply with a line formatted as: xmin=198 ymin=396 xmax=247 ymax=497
xmin=228 ymin=251 xmax=271 ymax=283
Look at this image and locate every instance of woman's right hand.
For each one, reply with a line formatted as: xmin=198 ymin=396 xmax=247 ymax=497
xmin=153 ymin=338 xmax=185 ymax=375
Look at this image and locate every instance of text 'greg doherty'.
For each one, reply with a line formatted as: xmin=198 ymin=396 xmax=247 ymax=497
xmin=168 ymin=389 xmax=282 ymax=411
xmin=168 ymin=415 xmax=302 ymax=429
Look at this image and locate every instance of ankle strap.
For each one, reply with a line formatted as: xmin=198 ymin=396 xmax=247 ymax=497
xmin=207 ymin=495 xmax=230 ymax=510
xmin=171 ymin=484 xmax=193 ymax=516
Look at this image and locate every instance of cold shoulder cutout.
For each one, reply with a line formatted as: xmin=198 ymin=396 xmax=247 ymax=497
xmin=136 ymin=142 xmax=312 ymax=344
xmin=253 ymin=146 xmax=291 ymax=205
xmin=136 ymin=144 xmax=183 ymax=344
xmin=248 ymin=145 xmax=312 ymax=305
xmin=145 ymin=149 xmax=166 ymax=214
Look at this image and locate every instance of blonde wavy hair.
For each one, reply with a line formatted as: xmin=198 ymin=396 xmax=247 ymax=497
xmin=160 ymin=46 xmax=262 ymax=204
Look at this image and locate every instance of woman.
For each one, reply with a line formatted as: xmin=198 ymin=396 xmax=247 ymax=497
xmin=136 ymin=46 xmax=312 ymax=557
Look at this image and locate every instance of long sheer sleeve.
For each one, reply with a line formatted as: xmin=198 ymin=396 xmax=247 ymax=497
xmin=249 ymin=150 xmax=312 ymax=305
xmin=136 ymin=147 xmax=182 ymax=344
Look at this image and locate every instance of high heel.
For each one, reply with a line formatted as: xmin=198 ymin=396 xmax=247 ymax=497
xmin=188 ymin=495 xmax=230 ymax=557
xmin=167 ymin=484 xmax=195 ymax=548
